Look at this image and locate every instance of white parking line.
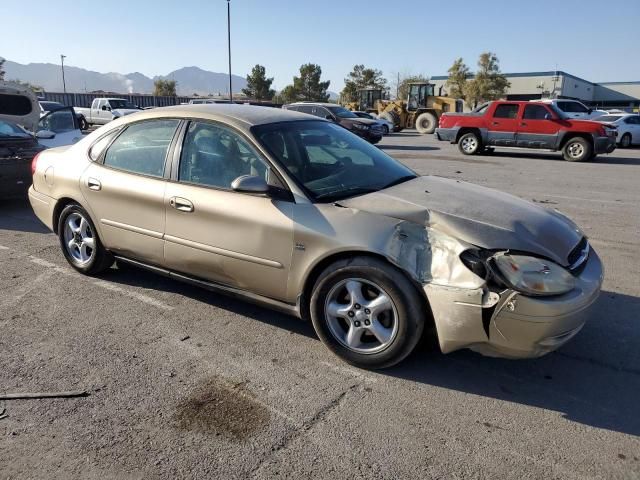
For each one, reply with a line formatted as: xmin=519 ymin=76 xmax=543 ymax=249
xmin=26 ymin=255 xmax=173 ymax=311
xmin=0 ymin=245 xmax=10 ymax=250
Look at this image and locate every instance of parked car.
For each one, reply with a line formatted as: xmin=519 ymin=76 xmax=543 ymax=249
xmin=283 ymin=102 xmax=383 ymax=144
xmin=538 ymin=99 xmax=608 ymax=120
xmin=436 ymin=101 xmax=616 ymax=161
xmin=1 ymin=82 xmax=82 ymax=197
xmin=40 ymin=100 xmax=89 ymax=130
xmin=593 ymin=113 xmax=640 ymax=148
xmin=28 ymin=104 xmax=603 ymax=368
xmin=352 ymin=111 xmax=393 ymax=134
xmin=74 ymin=98 xmax=141 ymax=127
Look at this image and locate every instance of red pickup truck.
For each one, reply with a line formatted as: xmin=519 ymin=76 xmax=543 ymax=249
xmin=435 ymin=101 xmax=617 ymax=162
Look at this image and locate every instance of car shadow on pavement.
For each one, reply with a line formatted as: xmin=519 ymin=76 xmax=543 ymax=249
xmin=102 ymin=266 xmax=317 ymax=340
xmin=378 ymin=145 xmax=440 ymax=152
xmin=0 ymin=197 xmax=51 ymax=234
xmin=384 ymin=289 xmax=640 ymax=437
xmin=487 ymin=150 xmax=640 ymax=166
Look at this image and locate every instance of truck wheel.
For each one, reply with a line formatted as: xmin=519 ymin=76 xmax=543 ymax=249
xmin=415 ymin=112 xmax=438 ymax=134
xmin=458 ymin=132 xmax=481 ymax=155
xmin=620 ymin=133 xmax=631 ymax=148
xmin=310 ymin=256 xmax=426 ymax=369
xmin=562 ymin=137 xmax=592 ymax=162
xmin=78 ymin=116 xmax=89 ymax=131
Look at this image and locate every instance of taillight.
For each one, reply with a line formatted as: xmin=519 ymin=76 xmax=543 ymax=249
xmin=31 ymin=151 xmax=42 ymax=176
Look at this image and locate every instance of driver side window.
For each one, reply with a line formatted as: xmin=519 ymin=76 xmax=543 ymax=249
xmin=179 ymin=121 xmax=268 ymax=189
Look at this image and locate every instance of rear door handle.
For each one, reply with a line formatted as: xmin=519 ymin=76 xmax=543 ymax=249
xmin=87 ymin=178 xmax=101 ymax=191
xmin=169 ymin=196 xmax=194 ymax=212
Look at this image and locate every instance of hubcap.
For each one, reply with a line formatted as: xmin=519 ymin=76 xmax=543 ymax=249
xmin=63 ymin=212 xmax=95 ymax=265
xmin=568 ymin=142 xmax=584 ymax=158
xmin=461 ymin=137 xmax=477 ymax=153
xmin=324 ymin=278 xmax=399 ymax=354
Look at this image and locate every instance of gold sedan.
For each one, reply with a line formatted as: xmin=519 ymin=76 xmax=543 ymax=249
xmin=28 ymin=105 xmax=603 ymax=369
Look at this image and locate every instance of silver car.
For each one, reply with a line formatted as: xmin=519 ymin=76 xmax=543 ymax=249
xmin=28 ymin=105 xmax=604 ymax=369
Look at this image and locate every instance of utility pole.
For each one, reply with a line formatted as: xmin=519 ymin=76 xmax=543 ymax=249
xmin=227 ymin=0 xmax=232 ymax=103
xmin=60 ymin=54 xmax=67 ymax=94
xmin=396 ymin=72 xmax=400 ymax=99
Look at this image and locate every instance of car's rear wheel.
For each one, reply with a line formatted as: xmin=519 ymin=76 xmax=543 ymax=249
xmin=620 ymin=133 xmax=632 ymax=148
xmin=562 ymin=136 xmax=592 ymax=162
xmin=415 ymin=112 xmax=438 ymax=134
xmin=382 ymin=124 xmax=389 ymax=134
xmin=458 ymin=132 xmax=481 ymax=155
xmin=78 ymin=116 xmax=89 ymax=131
xmin=310 ymin=256 xmax=426 ymax=369
xmin=58 ymin=204 xmax=113 ymax=274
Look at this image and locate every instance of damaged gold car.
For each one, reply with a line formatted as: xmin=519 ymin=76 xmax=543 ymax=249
xmin=28 ymin=105 xmax=604 ymax=369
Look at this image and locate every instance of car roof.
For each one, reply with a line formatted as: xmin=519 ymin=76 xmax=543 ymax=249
xmin=116 ymin=104 xmax=320 ymax=131
xmin=287 ymin=102 xmax=340 ymax=107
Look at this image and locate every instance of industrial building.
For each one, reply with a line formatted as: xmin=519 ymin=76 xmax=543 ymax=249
xmin=431 ymin=71 xmax=640 ymax=111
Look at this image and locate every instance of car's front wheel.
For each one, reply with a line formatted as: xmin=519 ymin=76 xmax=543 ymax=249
xmin=310 ymin=256 xmax=426 ymax=369
xmin=562 ymin=136 xmax=592 ymax=162
xmin=58 ymin=204 xmax=113 ymax=274
xmin=382 ymin=124 xmax=389 ymax=134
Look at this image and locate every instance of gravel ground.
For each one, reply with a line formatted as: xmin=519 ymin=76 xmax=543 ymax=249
xmin=1 ymin=132 xmax=639 ymax=479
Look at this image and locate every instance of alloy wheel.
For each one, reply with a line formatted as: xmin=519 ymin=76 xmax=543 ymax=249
xmin=63 ymin=212 xmax=96 ymax=265
xmin=324 ymin=278 xmax=399 ymax=354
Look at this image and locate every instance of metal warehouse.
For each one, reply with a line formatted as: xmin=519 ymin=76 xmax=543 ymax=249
xmin=431 ymin=71 xmax=640 ymax=111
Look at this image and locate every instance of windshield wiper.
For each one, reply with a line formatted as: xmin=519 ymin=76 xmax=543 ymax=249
xmin=380 ymin=175 xmax=417 ymax=190
xmin=315 ymin=186 xmax=379 ymax=202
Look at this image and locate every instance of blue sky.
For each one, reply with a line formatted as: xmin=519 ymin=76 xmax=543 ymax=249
xmin=3 ymin=0 xmax=640 ymax=91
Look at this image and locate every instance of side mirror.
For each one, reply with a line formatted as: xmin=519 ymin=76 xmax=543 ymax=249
xmin=36 ymin=130 xmax=56 ymax=140
xmin=587 ymin=108 xmax=593 ymax=114
xmin=325 ymin=114 xmax=335 ymax=121
xmin=101 ymin=105 xmax=107 ymax=111
xmin=544 ymin=113 xmax=553 ymax=120
xmin=231 ymin=175 xmax=269 ymax=194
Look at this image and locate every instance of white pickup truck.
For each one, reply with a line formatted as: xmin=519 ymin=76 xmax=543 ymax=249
xmin=74 ymin=97 xmax=141 ymax=127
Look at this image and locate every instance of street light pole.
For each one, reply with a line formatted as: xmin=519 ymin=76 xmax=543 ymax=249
xmin=60 ymin=54 xmax=67 ymax=94
xmin=227 ymin=0 xmax=232 ymax=103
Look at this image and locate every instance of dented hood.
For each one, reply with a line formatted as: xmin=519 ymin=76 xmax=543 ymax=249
xmin=339 ymin=176 xmax=583 ymax=266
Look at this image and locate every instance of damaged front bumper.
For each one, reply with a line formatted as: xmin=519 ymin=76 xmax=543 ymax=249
xmin=423 ymin=248 xmax=604 ymax=359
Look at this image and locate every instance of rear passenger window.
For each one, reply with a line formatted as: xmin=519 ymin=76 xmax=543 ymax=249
xmin=89 ymin=129 xmax=120 ymax=161
xmin=103 ymin=120 xmax=179 ymax=177
xmin=493 ymin=104 xmax=519 ymax=119
xmin=523 ymin=105 xmax=551 ymax=120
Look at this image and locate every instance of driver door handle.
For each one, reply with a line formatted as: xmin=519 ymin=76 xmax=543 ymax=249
xmin=169 ymin=196 xmax=194 ymax=212
xmin=87 ymin=178 xmax=101 ymax=191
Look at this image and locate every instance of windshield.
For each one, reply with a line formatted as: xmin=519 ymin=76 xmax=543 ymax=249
xmin=594 ymin=115 xmax=622 ymax=122
xmin=40 ymin=101 xmax=64 ymax=112
xmin=327 ymin=106 xmax=358 ymax=119
xmin=109 ymin=99 xmax=139 ymax=109
xmin=556 ymin=101 xmax=589 ymax=113
xmin=253 ymin=120 xmax=416 ymax=203
xmin=0 ymin=120 xmax=30 ymax=138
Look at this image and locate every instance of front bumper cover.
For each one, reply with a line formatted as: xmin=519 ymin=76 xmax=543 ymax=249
xmin=423 ymin=248 xmax=604 ymax=359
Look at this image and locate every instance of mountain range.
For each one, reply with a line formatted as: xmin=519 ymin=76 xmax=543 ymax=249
xmin=2 ymin=60 xmax=247 ymax=96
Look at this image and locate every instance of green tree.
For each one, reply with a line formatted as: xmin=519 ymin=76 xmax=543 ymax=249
xmin=464 ymin=52 xmax=510 ymax=108
xmin=294 ymin=63 xmax=331 ymax=102
xmin=340 ymin=64 xmax=387 ymax=103
xmin=153 ymin=79 xmax=177 ymax=96
xmin=242 ymin=64 xmax=275 ymax=100
xmin=275 ymin=85 xmax=298 ymax=104
xmin=0 ymin=57 xmax=5 ymax=81
xmin=445 ymin=58 xmax=470 ymax=100
xmin=397 ymin=74 xmax=428 ymax=101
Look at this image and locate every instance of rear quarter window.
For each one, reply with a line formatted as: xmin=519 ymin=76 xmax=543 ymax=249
xmin=0 ymin=93 xmax=33 ymax=116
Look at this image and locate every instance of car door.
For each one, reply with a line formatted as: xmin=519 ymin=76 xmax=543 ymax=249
xmin=80 ymin=118 xmax=181 ymax=264
xmin=163 ymin=120 xmax=294 ymax=300
xmin=516 ymin=104 xmax=561 ymax=149
xmin=36 ymin=107 xmax=82 ymax=148
xmin=97 ymin=99 xmax=110 ymax=124
xmin=487 ymin=104 xmax=520 ymax=146
xmin=626 ymin=115 xmax=640 ymax=144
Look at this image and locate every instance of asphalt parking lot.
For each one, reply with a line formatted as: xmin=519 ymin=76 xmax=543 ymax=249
xmin=1 ymin=132 xmax=639 ymax=479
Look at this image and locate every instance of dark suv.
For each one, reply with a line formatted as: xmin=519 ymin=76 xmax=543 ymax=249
xmin=283 ymin=102 xmax=383 ymax=144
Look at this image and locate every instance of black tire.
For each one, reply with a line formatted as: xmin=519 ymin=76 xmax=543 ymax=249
xmin=620 ymin=133 xmax=632 ymax=148
xmin=310 ymin=256 xmax=426 ymax=369
xmin=415 ymin=112 xmax=438 ymax=134
xmin=457 ymin=132 xmax=482 ymax=155
xmin=562 ymin=136 xmax=592 ymax=162
xmin=58 ymin=203 xmax=113 ymax=275
xmin=382 ymin=124 xmax=389 ymax=135
xmin=78 ymin=116 xmax=89 ymax=131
